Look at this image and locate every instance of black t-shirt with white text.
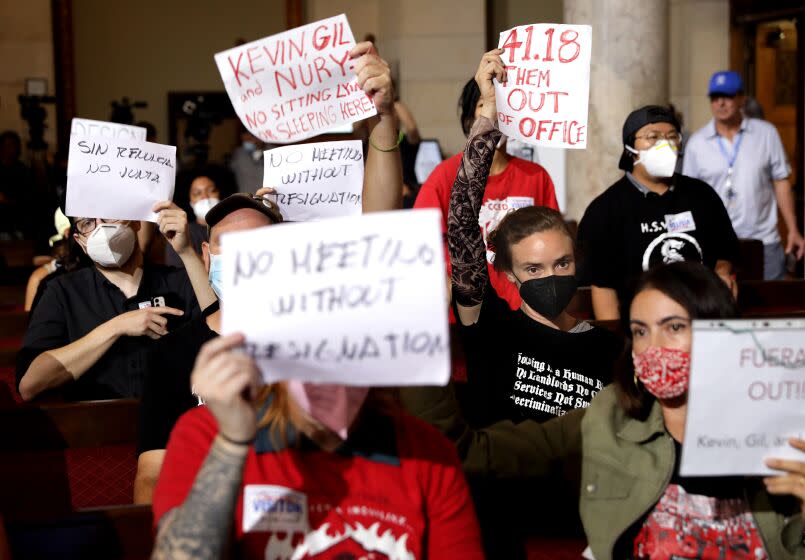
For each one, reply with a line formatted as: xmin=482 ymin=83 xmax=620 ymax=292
xmin=460 ymin=293 xmax=622 ymax=427
xmin=576 ymin=174 xmax=739 ymax=305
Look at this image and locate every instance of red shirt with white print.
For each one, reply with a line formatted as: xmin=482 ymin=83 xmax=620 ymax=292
xmin=414 ymin=152 xmax=558 ymax=312
xmin=153 ymin=405 xmax=483 ymax=560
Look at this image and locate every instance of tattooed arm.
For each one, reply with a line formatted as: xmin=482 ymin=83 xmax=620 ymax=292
xmin=152 ymin=334 xmax=261 ymax=559
xmin=448 ymin=49 xmax=506 ymax=325
xmin=152 ymin=437 xmax=247 ymax=559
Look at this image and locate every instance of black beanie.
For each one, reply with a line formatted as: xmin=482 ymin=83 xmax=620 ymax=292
xmin=618 ymin=105 xmax=681 ymax=171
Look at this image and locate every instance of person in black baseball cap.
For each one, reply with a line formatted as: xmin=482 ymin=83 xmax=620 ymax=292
xmin=617 ymin=105 xmax=681 ymax=172
xmin=576 ymin=105 xmax=739 ymax=320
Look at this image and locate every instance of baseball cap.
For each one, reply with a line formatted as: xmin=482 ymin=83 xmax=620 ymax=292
xmin=205 ymin=193 xmax=283 ymax=231
xmin=618 ymin=105 xmax=681 ymax=171
xmin=708 ymin=71 xmax=743 ymax=97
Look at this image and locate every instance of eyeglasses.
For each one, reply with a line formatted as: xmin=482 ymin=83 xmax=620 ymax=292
xmin=74 ymin=218 xmax=125 ymax=236
xmin=634 ymin=131 xmax=682 ymax=146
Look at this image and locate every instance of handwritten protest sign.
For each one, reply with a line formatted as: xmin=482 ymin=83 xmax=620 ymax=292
xmin=214 ymin=14 xmax=376 ymax=144
xmin=221 ymin=209 xmax=450 ymax=386
xmin=494 ymin=24 xmax=591 ymax=149
xmin=680 ymin=319 xmax=805 ymax=476
xmin=264 ymin=140 xmax=363 ymax=221
xmin=66 ymin=135 xmax=176 ymax=222
xmin=71 ymin=118 xmax=146 ymax=141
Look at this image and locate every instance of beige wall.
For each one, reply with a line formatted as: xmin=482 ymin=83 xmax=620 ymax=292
xmin=72 ymin=0 xmax=286 ymax=144
xmin=669 ymin=0 xmax=729 ymax=134
xmin=0 ymin=0 xmax=56 ymax=157
xmin=490 ymin=0 xmax=564 ymax=45
xmin=307 ymin=0 xmax=486 ymax=156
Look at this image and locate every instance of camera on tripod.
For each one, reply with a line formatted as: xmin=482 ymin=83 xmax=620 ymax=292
xmin=18 ymin=80 xmax=56 ymax=152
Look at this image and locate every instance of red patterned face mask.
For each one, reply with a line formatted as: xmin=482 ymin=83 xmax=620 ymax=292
xmin=632 ymin=347 xmax=691 ymax=399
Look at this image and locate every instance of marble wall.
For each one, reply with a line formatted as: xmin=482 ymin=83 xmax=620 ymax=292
xmin=669 ymin=0 xmax=729 ymax=134
xmin=563 ymin=0 xmax=669 ymax=221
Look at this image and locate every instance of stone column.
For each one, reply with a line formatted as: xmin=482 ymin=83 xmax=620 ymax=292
xmin=563 ymin=0 xmax=669 ymax=220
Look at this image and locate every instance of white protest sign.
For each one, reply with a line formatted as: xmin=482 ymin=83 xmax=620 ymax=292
xmin=71 ymin=118 xmax=146 ymax=141
xmin=66 ymin=136 xmax=176 ymax=222
xmin=214 ymin=14 xmax=376 ymax=144
xmin=221 ymin=209 xmax=450 ymax=386
xmin=264 ymin=140 xmax=363 ymax=221
xmin=681 ymin=319 xmax=805 ymax=476
xmin=494 ymin=24 xmax=591 ymax=149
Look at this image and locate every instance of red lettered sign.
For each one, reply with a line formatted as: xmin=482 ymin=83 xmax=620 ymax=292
xmin=214 ymin=14 xmax=376 ymax=144
xmin=494 ymin=24 xmax=591 ymax=149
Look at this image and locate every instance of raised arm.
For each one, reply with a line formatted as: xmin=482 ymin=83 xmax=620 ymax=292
xmin=352 ymin=41 xmax=402 ymax=214
xmin=448 ymin=49 xmax=505 ymax=324
xmin=153 ymin=201 xmax=217 ymax=309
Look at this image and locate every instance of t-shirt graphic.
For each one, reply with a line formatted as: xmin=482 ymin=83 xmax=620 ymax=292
xmin=641 ymin=231 xmax=703 ymax=271
xmin=633 ymin=483 xmax=767 ymax=559
xmin=478 ymin=196 xmax=535 ymax=263
xmin=264 ymin=518 xmax=415 ymax=559
xmin=511 ymin=352 xmax=604 ymax=418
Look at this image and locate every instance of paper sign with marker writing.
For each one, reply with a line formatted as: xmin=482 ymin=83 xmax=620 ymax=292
xmin=66 ymin=135 xmax=176 ymax=222
xmin=680 ymin=319 xmax=805 ymax=476
xmin=264 ymin=140 xmax=363 ymax=221
xmin=214 ymin=14 xmax=376 ymax=144
xmin=71 ymin=118 xmax=146 ymax=141
xmin=221 ymin=209 xmax=450 ymax=386
xmin=494 ymin=24 xmax=591 ymax=149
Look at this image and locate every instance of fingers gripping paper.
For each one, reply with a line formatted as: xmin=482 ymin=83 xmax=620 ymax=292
xmin=66 ymin=135 xmax=176 ymax=222
xmin=494 ymin=24 xmax=591 ymax=149
xmin=264 ymin=140 xmax=364 ymax=221
xmin=221 ymin=210 xmax=450 ymax=386
xmin=214 ymin=14 xmax=377 ymax=144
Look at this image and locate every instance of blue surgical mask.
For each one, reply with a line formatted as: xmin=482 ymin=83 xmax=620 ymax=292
xmin=242 ymin=141 xmax=257 ymax=153
xmin=208 ymin=252 xmax=223 ymax=300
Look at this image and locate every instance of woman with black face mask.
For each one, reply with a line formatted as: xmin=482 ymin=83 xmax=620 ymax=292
xmin=443 ymin=48 xmax=623 ymax=559
xmin=448 ymin=48 xmax=622 ymax=428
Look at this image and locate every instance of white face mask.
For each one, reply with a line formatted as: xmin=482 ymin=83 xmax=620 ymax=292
xmin=627 ymin=140 xmax=678 ymax=178
xmin=85 ymin=223 xmax=136 ymax=268
xmin=191 ymin=197 xmax=220 ymax=221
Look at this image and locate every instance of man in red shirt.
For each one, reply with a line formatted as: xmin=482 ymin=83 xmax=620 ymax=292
xmin=414 ymin=77 xmax=558 ymax=311
xmin=150 ymin=42 xmax=483 ymax=560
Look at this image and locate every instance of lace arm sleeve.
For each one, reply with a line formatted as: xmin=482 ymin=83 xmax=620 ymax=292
xmin=447 ymin=116 xmax=502 ymax=307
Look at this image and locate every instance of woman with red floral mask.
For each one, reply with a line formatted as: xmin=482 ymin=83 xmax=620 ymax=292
xmin=404 ymin=261 xmax=805 ymax=560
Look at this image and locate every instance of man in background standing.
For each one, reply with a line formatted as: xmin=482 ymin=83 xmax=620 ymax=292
xmin=229 ymin=128 xmax=266 ymax=193
xmin=683 ymin=71 xmax=804 ymax=279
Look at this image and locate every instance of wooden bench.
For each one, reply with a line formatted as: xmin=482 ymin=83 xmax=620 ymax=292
xmin=5 ymin=504 xmax=153 ymax=560
xmin=0 ymin=399 xmax=140 ymax=517
xmin=0 ymin=240 xmax=34 ymax=269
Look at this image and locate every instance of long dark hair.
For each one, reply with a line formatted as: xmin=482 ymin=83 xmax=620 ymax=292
xmin=458 ymin=78 xmax=481 ymax=137
xmin=615 ymin=262 xmax=739 ymax=419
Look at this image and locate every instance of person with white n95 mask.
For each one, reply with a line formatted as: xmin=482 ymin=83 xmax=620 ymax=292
xmin=576 ymin=105 xmax=741 ymax=322
xmin=15 ymin=204 xmax=214 ymax=402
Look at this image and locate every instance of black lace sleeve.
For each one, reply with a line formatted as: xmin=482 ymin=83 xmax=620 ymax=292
xmin=447 ymin=116 xmax=502 ymax=306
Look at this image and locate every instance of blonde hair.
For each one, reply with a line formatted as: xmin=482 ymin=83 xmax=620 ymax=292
xmin=255 ymin=384 xmax=400 ymax=447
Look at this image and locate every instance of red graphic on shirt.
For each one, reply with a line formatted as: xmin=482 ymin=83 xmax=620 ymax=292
xmin=265 ymin=521 xmax=415 ymax=560
xmin=633 ymin=483 xmax=767 ymax=559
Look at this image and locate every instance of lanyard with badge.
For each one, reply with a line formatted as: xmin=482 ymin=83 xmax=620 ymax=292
xmin=717 ymin=132 xmax=743 ymax=205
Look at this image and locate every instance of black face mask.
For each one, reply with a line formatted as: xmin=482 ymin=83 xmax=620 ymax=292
xmin=517 ymin=274 xmax=578 ymax=318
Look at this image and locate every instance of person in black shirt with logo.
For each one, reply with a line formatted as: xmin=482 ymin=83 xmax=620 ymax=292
xmin=577 ymin=105 xmax=740 ymax=320
xmin=16 ymin=201 xmax=215 ymax=401
xmin=447 ymin=49 xmax=622 ymax=559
